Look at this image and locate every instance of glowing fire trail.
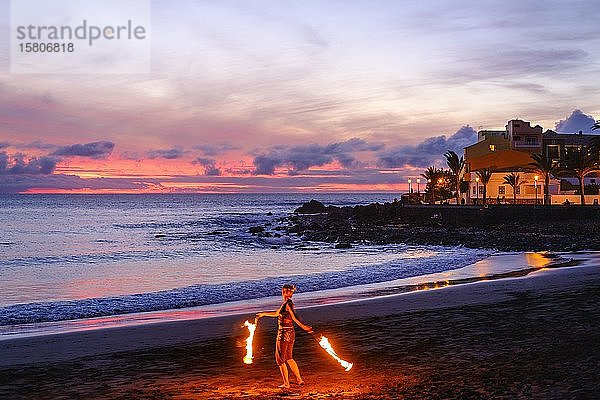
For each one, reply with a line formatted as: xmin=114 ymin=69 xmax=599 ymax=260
xmin=318 ymin=335 xmax=353 ymax=371
xmin=243 ymin=320 xmax=257 ymax=364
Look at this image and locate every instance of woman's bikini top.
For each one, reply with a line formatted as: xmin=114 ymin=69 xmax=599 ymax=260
xmin=277 ymin=299 xmax=294 ymax=329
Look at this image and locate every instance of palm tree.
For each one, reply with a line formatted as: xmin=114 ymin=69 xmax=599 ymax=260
xmin=587 ymin=121 xmax=599 ymax=163
xmin=421 ymin=166 xmax=440 ymax=204
xmin=503 ymin=172 xmax=525 ymax=204
xmin=560 ymin=148 xmax=599 ymax=205
xmin=444 ymin=150 xmax=464 ymax=204
xmin=475 ymin=168 xmax=493 ymax=205
xmin=529 ymin=153 xmax=558 ymax=205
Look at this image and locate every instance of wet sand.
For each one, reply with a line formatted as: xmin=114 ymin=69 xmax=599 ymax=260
xmin=1 ymin=264 xmax=599 ymax=399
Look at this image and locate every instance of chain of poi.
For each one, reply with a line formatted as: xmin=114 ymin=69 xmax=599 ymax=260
xmin=243 ymin=318 xmax=353 ymax=372
xmin=318 ymin=335 xmax=353 ymax=371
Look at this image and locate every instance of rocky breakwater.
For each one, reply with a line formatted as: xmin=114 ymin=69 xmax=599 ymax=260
xmin=283 ymin=200 xmax=600 ymax=252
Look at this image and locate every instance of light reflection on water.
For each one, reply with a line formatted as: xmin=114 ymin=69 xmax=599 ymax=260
xmin=0 ymin=246 xmax=440 ymax=306
xmin=1 ymin=251 xmax=586 ymax=339
xmin=1 ymin=193 xmax=402 ymax=306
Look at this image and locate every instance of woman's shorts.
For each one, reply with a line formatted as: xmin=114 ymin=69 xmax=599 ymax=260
xmin=275 ymin=328 xmax=295 ymax=365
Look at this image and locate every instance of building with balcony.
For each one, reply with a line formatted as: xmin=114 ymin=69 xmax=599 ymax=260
xmin=463 ymin=119 xmax=600 ymax=204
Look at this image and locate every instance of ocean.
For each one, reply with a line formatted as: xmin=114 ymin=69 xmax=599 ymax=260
xmin=0 ymin=193 xmax=521 ymax=337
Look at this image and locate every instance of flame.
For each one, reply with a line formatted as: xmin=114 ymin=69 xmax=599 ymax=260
xmin=318 ymin=335 xmax=353 ymax=371
xmin=243 ymin=320 xmax=256 ymax=364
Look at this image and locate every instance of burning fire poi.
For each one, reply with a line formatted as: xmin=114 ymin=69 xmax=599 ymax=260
xmin=318 ymin=335 xmax=353 ymax=371
xmin=243 ymin=320 xmax=257 ymax=364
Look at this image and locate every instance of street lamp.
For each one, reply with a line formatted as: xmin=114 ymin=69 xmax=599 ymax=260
xmin=408 ymin=178 xmax=412 ymax=194
xmin=534 ymin=175 xmax=539 ymax=204
xmin=416 ymin=178 xmax=421 ymax=201
xmin=437 ymin=178 xmax=443 ymax=204
xmin=428 ymin=179 xmax=432 ymax=203
xmin=475 ymin=176 xmax=480 ymax=205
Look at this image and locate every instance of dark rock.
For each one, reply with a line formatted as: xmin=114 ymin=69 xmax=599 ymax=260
xmin=248 ymin=226 xmax=265 ymax=234
xmin=207 ymin=230 xmax=228 ymax=235
xmin=283 ymin=202 xmax=600 ymax=252
xmin=294 ymin=200 xmax=326 ymax=214
xmin=154 ymin=234 xmax=166 ymax=238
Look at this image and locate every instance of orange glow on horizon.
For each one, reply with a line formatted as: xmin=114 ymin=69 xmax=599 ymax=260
xmin=21 ymin=187 xmax=172 ymax=194
xmin=13 ymin=154 xmax=409 ymax=194
xmin=21 ymin=177 xmax=407 ymax=194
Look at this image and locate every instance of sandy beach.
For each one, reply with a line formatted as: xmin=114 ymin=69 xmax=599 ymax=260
xmin=1 ymin=262 xmax=599 ymax=399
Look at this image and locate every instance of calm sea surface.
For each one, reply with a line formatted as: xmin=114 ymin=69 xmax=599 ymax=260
xmin=0 ymin=193 xmax=503 ymax=337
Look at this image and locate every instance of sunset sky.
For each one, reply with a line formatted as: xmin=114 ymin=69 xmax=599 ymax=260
xmin=1 ymin=0 xmax=600 ymax=193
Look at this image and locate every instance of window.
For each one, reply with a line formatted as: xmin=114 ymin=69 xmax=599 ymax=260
xmin=498 ymin=186 xmax=505 ymax=195
xmin=473 ymin=186 xmax=477 ymax=196
xmin=525 ymin=136 xmax=538 ymax=145
xmin=516 ymin=186 xmax=521 ymax=195
xmin=565 ymin=146 xmax=581 ymax=163
xmin=489 ymin=144 xmax=496 ymax=151
xmin=547 ymin=145 xmax=559 ymax=159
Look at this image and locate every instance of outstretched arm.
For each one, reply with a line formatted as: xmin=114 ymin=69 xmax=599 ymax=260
xmin=286 ymin=303 xmax=313 ymax=333
xmin=256 ymin=310 xmax=279 ymax=319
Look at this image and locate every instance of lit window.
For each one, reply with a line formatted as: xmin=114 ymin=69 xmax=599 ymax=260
xmin=547 ymin=145 xmax=559 ymax=159
xmin=489 ymin=144 xmax=496 ymax=151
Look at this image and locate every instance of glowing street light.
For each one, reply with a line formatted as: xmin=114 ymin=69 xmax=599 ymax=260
xmin=534 ymin=175 xmax=539 ymax=204
xmin=428 ymin=179 xmax=432 ymax=204
xmin=416 ymin=178 xmax=421 ymax=200
xmin=475 ymin=176 xmax=480 ymax=205
xmin=408 ymin=178 xmax=412 ymax=194
xmin=434 ymin=178 xmax=443 ymax=204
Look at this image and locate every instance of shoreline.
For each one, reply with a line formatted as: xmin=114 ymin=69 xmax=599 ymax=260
xmin=2 ymin=260 xmax=599 ymax=398
xmin=0 ymin=258 xmax=596 ymax=364
xmin=0 ymin=250 xmax=578 ymax=341
xmin=1 ymin=260 xmax=598 ymax=398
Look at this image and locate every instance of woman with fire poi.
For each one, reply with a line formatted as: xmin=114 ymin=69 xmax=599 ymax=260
xmin=255 ymin=284 xmax=313 ymax=389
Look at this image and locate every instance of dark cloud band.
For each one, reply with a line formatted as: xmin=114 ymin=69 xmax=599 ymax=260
xmin=52 ymin=141 xmax=115 ymax=159
xmin=252 ymin=138 xmax=383 ymax=175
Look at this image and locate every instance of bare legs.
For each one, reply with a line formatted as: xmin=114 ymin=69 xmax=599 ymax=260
xmin=278 ymin=363 xmax=290 ymax=388
xmin=278 ymin=359 xmax=303 ymax=388
xmin=286 ymin=359 xmax=304 ymax=384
